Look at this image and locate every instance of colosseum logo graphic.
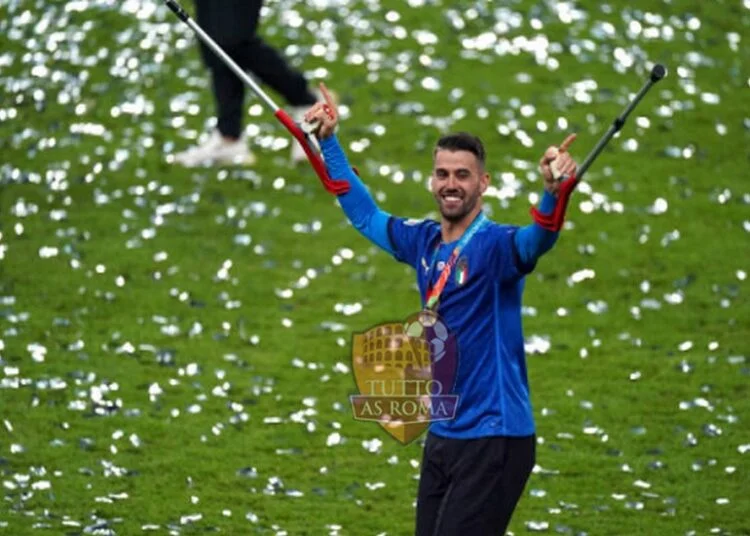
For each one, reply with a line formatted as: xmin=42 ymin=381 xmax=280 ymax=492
xmin=350 ymin=310 xmax=459 ymax=444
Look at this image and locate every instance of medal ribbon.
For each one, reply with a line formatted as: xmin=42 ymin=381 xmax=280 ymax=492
xmin=425 ymin=212 xmax=488 ymax=310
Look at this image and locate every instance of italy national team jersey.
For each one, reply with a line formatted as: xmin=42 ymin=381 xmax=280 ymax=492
xmin=387 ymin=213 xmax=537 ymax=439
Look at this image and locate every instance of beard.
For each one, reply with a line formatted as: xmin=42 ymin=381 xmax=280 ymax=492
xmin=435 ymin=189 xmax=481 ymax=223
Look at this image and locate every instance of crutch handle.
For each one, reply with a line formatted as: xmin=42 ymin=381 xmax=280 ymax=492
xmin=300 ymin=119 xmax=321 ymax=135
xmin=274 ymin=110 xmax=351 ymax=196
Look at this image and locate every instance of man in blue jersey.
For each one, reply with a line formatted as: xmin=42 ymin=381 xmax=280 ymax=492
xmin=304 ymin=85 xmax=578 ymax=535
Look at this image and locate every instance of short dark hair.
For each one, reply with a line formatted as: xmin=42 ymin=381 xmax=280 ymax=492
xmin=434 ymin=132 xmax=486 ymax=168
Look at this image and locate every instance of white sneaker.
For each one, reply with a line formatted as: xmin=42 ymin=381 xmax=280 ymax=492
xmin=171 ymin=131 xmax=256 ymax=168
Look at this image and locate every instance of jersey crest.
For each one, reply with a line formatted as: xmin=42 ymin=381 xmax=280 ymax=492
xmin=455 ymin=256 xmax=469 ymax=286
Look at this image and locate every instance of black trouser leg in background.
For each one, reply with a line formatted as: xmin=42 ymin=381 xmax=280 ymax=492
xmin=231 ymin=35 xmax=317 ymax=107
xmin=205 ymin=56 xmax=245 ymax=139
xmin=416 ymin=433 xmax=536 ymax=536
xmin=194 ymin=0 xmax=316 ymax=139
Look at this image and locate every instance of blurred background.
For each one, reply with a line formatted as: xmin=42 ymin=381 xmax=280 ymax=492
xmin=0 ymin=0 xmax=748 ymax=534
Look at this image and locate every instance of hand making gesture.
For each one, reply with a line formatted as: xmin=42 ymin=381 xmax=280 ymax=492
xmin=540 ymin=134 xmax=578 ymax=196
xmin=303 ymin=83 xmax=339 ymax=140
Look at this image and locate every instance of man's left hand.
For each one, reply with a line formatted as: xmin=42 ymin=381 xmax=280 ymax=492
xmin=540 ymin=134 xmax=578 ymax=196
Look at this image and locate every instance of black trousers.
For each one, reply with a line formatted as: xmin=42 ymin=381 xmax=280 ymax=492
xmin=416 ymin=433 xmax=536 ymax=536
xmin=193 ymin=0 xmax=316 ymax=138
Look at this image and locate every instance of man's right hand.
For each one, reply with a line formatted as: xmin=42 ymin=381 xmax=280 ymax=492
xmin=303 ymin=83 xmax=339 ymax=140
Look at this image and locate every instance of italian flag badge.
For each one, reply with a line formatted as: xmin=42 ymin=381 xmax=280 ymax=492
xmin=455 ymin=257 xmax=469 ymax=286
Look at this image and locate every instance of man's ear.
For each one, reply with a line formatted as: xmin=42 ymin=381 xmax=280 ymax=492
xmin=480 ymin=172 xmax=490 ymax=194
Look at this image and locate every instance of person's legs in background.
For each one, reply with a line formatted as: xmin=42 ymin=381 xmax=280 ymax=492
xmin=172 ymin=0 xmax=259 ymax=167
xmin=209 ymin=50 xmax=245 ymax=141
xmin=231 ymin=35 xmax=317 ymax=108
xmin=172 ymin=50 xmax=257 ymax=167
xmin=230 ymin=33 xmax=318 ymax=163
xmin=173 ymin=0 xmax=321 ymax=167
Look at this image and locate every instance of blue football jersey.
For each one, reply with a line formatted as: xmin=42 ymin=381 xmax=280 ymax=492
xmin=387 ymin=213 xmax=537 ymax=438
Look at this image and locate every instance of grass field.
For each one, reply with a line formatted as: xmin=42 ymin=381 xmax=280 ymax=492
xmin=1 ymin=0 xmax=749 ymax=534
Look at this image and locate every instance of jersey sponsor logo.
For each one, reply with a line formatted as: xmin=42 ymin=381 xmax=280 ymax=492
xmin=455 ymin=256 xmax=469 ymax=286
xmin=421 ymin=257 xmax=429 ymax=273
xmin=404 ymin=218 xmax=423 ymax=226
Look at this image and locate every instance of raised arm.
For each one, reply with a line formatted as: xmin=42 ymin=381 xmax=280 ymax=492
xmin=304 ymin=84 xmax=394 ymax=256
xmin=514 ymin=191 xmax=559 ymax=265
xmin=319 ymin=136 xmax=394 ymax=255
xmin=514 ymin=134 xmax=579 ymax=266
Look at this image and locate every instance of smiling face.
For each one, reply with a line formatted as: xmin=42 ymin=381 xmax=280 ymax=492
xmin=431 ymin=149 xmax=489 ymax=224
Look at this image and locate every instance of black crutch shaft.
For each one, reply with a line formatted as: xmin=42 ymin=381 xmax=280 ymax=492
xmin=576 ymin=64 xmax=667 ymax=180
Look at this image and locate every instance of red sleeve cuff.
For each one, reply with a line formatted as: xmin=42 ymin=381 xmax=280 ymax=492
xmin=530 ymin=174 xmax=580 ymax=232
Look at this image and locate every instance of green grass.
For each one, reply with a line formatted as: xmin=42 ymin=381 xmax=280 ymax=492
xmin=1 ymin=0 xmax=749 ymax=534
